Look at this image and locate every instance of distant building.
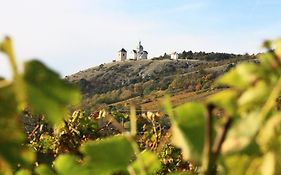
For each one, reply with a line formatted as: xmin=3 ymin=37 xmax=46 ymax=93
xmin=116 ymin=41 xmax=148 ymax=62
xmin=132 ymin=41 xmax=148 ymax=60
xmin=117 ymin=48 xmax=127 ymax=62
xmin=171 ymin=52 xmax=179 ymax=60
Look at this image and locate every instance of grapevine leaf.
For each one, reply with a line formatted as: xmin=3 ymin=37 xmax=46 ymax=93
xmin=163 ymin=95 xmax=174 ymax=118
xmin=15 ymin=169 xmax=31 ymax=175
xmin=35 ymin=165 xmax=55 ymax=175
xmin=261 ymin=151 xmax=281 ymax=175
xmin=257 ymin=113 xmax=281 ymax=152
xmin=261 ymin=152 xmax=275 ymax=175
xmin=54 ymin=154 xmax=89 ymax=175
xmin=222 ymin=111 xmax=261 ymax=154
xmin=23 ymin=60 xmax=80 ymax=125
xmin=244 ymin=157 xmax=263 ymax=175
xmin=131 ymin=150 xmax=161 ymax=175
xmin=217 ymin=63 xmax=259 ymax=89
xmin=171 ymin=102 xmax=206 ymax=162
xmin=207 ymin=89 xmax=239 ymax=117
xmin=20 ymin=148 xmax=36 ymax=165
xmin=257 ymin=52 xmax=281 ymax=77
xmin=0 ymin=84 xmax=18 ymax=118
xmin=221 ymin=155 xmax=262 ymax=175
xmin=80 ymin=135 xmax=134 ymax=174
xmin=238 ymin=81 xmax=270 ymax=111
xmin=0 ymin=84 xmax=25 ymax=167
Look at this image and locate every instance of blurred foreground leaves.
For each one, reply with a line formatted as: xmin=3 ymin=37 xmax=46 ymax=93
xmin=1 ymin=36 xmax=281 ymax=175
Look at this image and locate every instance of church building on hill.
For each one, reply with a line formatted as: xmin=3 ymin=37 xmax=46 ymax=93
xmin=116 ymin=41 xmax=148 ymax=62
xmin=132 ymin=41 xmax=148 ymax=60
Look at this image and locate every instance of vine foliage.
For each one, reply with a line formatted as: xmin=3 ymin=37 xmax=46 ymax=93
xmin=1 ymin=36 xmax=281 ymax=175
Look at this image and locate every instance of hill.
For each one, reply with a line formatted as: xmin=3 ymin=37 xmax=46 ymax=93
xmin=65 ymin=52 xmax=255 ymax=111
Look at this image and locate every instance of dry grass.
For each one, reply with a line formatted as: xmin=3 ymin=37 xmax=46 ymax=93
xmin=112 ymin=88 xmax=221 ymax=111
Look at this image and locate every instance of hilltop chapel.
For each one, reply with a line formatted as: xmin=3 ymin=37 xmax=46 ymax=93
xmin=117 ymin=41 xmax=148 ymax=62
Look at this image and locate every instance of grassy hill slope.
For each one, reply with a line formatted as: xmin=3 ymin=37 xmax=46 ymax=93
xmin=66 ymin=52 xmax=255 ymax=111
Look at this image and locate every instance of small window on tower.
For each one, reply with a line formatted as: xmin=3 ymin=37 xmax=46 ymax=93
xmin=123 ymin=53 xmax=125 ymax=56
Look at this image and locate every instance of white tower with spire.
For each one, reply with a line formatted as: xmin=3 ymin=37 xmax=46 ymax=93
xmin=132 ymin=41 xmax=148 ymax=60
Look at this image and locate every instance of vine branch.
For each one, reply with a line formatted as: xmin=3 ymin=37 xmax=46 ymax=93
xmin=212 ymin=116 xmax=233 ymax=161
xmin=202 ymin=104 xmax=215 ymax=175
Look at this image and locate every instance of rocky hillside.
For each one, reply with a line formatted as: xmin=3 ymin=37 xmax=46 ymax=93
xmin=66 ymin=59 xmax=191 ymax=93
xmin=65 ymin=55 xmax=254 ymax=110
xmin=66 ymin=59 xmax=225 ymax=94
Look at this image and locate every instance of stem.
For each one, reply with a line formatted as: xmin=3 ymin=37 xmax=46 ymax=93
xmin=212 ymin=117 xmax=233 ymax=161
xmin=130 ymin=105 xmax=137 ymax=136
xmin=129 ymin=140 xmax=147 ymax=175
xmin=2 ymin=36 xmax=27 ymax=109
xmin=202 ymin=104 xmax=215 ymax=175
xmin=2 ymin=37 xmax=18 ymax=77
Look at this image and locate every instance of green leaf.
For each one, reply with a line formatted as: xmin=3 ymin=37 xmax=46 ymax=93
xmin=256 ymin=113 xmax=281 ymax=152
xmin=54 ymin=155 xmax=77 ymax=174
xmin=222 ymin=111 xmax=261 ymax=154
xmin=35 ymin=165 xmax=55 ymax=175
xmin=217 ymin=63 xmax=259 ymax=89
xmin=20 ymin=148 xmax=36 ymax=165
xmin=80 ymin=135 xmax=134 ymax=174
xmin=23 ymin=60 xmax=80 ymax=125
xmin=261 ymin=152 xmax=276 ymax=175
xmin=258 ymin=53 xmax=279 ymax=74
xmin=207 ymin=89 xmax=239 ymax=117
xmin=163 ymin=95 xmax=174 ymax=118
xmin=172 ymin=102 xmax=206 ymax=162
xmin=238 ymin=81 xmax=270 ymax=111
xmin=221 ymin=155 xmax=262 ymax=175
xmin=54 ymin=154 xmax=89 ymax=175
xmin=0 ymin=84 xmax=18 ymax=118
xmin=131 ymin=150 xmax=161 ymax=175
xmin=15 ymin=169 xmax=31 ymax=175
xmin=0 ymin=84 xmax=25 ymax=167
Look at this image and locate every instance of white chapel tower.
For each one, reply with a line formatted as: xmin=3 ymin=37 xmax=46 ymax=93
xmin=132 ymin=41 xmax=148 ymax=60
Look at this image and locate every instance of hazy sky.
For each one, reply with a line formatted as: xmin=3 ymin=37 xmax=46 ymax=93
xmin=0 ymin=0 xmax=281 ymax=77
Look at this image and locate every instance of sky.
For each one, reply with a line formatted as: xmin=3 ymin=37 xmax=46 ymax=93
xmin=0 ymin=0 xmax=281 ymax=78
